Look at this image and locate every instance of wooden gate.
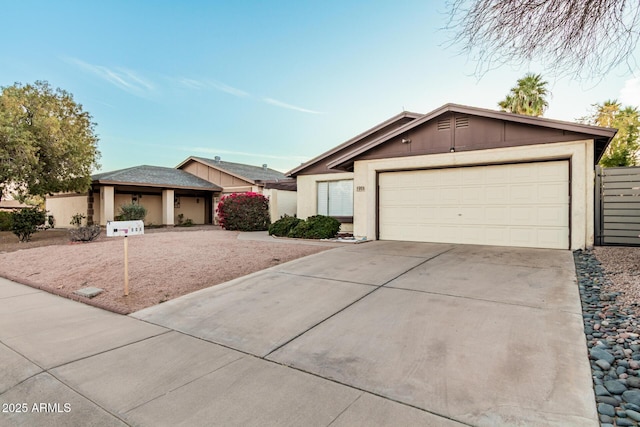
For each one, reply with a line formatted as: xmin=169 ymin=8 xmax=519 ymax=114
xmin=595 ymin=166 xmax=640 ymax=246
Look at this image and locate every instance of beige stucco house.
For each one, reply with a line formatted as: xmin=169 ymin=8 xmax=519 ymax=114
xmin=288 ymin=104 xmax=617 ymax=250
xmin=47 ymin=157 xmax=296 ymax=228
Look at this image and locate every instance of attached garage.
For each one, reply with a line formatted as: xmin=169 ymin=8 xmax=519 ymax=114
xmin=290 ymin=103 xmax=617 ymax=250
xmin=378 ymin=161 xmax=569 ymax=249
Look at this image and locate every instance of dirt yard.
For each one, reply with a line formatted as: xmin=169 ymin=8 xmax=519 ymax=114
xmin=0 ymin=227 xmax=336 ymax=314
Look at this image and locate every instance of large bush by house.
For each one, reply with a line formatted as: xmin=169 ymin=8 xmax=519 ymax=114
xmin=288 ymin=215 xmax=340 ymax=239
xmin=10 ymin=207 xmax=46 ymax=242
xmin=217 ymin=192 xmax=270 ymax=231
xmin=268 ymin=214 xmax=303 ymax=237
xmin=118 ymin=203 xmax=147 ymax=221
xmin=0 ymin=211 xmax=12 ymax=231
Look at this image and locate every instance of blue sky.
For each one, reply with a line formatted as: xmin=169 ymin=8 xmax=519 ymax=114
xmin=1 ymin=1 xmax=638 ymax=173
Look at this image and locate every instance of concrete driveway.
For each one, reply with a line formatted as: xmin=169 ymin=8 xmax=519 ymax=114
xmin=1 ymin=241 xmax=596 ymax=426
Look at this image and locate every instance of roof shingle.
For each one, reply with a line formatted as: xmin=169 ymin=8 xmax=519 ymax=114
xmin=92 ymin=165 xmax=221 ymax=190
xmin=190 ymin=157 xmax=287 ymax=182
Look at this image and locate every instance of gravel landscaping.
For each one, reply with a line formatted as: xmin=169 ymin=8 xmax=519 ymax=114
xmin=575 ymin=247 xmax=640 ymax=427
xmin=0 ymin=228 xmax=336 ymax=314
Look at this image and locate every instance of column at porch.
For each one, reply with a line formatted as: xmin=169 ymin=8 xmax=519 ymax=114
xmin=162 ymin=189 xmax=175 ymax=226
xmin=99 ymin=186 xmax=115 ymax=225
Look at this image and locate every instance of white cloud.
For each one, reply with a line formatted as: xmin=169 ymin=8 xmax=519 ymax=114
xmin=620 ymin=77 xmax=640 ymax=107
xmin=178 ymin=78 xmax=249 ymax=97
xmin=263 ymin=97 xmax=324 ymax=114
xmin=66 ymin=57 xmax=154 ymax=95
xmin=209 ymin=81 xmax=250 ymax=98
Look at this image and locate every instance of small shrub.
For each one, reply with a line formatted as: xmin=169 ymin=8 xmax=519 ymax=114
xmin=118 ymin=203 xmax=147 ymax=221
xmin=47 ymin=215 xmax=55 ymax=228
xmin=216 ymin=192 xmax=270 ymax=231
xmin=0 ymin=211 xmax=13 ymax=231
xmin=69 ymin=225 xmax=101 ymax=242
xmin=268 ymin=214 xmax=303 ymax=237
xmin=183 ymin=218 xmax=194 ymax=227
xmin=10 ymin=207 xmax=46 ymax=242
xmin=177 ymin=213 xmax=184 ymax=225
xmin=70 ymin=213 xmax=86 ymax=227
xmin=288 ymin=215 xmax=340 ymax=239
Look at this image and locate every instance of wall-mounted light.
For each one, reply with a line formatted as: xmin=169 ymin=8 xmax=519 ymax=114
xmin=401 ymin=138 xmax=411 ymax=144
xmin=450 ymin=147 xmax=456 ymax=153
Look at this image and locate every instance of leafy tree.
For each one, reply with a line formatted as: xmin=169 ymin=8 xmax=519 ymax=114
xmin=0 ymin=81 xmax=100 ymax=201
xmin=447 ymin=0 xmax=640 ymax=79
xmin=498 ymin=73 xmax=550 ymax=117
xmin=580 ymin=100 xmax=640 ymax=167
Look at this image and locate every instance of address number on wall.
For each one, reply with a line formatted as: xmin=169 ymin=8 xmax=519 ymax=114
xmin=356 ymin=186 xmax=365 ymax=192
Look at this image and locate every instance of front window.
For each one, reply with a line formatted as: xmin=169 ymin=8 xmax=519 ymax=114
xmin=317 ymin=180 xmax=353 ymax=217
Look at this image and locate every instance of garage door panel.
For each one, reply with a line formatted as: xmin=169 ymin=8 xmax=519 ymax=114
xmin=538 ymin=206 xmax=569 ymax=226
xmin=538 ymin=162 xmax=569 ymax=181
xmin=378 ymin=161 xmax=569 ymax=249
xmin=537 ymin=183 xmax=567 ymax=203
xmin=461 ymin=187 xmax=484 ymax=204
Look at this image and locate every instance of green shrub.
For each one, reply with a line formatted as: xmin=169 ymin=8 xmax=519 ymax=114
xmin=0 ymin=211 xmax=13 ymax=231
xmin=10 ymin=207 xmax=46 ymax=242
xmin=288 ymin=215 xmax=340 ymax=239
xmin=268 ymin=214 xmax=303 ymax=237
xmin=70 ymin=213 xmax=86 ymax=227
xmin=118 ymin=203 xmax=147 ymax=221
xmin=216 ymin=192 xmax=270 ymax=231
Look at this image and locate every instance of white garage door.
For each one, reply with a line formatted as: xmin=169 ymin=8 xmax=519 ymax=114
xmin=378 ymin=161 xmax=569 ymax=249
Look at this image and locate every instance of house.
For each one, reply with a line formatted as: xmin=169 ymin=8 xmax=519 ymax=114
xmin=288 ymin=103 xmax=617 ymax=250
xmin=46 ymin=157 xmax=296 ymax=228
xmin=176 ymin=156 xmax=295 ymax=221
xmin=46 ymin=165 xmax=222 ymax=227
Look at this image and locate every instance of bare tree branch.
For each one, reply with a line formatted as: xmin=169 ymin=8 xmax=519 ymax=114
xmin=446 ymin=0 xmax=640 ymax=79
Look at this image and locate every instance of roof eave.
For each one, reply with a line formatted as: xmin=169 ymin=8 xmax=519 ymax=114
xmin=327 ymin=103 xmax=618 ymax=170
xmin=286 ymin=110 xmax=423 ymax=177
xmin=92 ymin=179 xmax=222 ymax=192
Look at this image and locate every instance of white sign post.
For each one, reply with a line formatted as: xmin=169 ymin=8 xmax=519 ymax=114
xmin=106 ymin=220 xmax=144 ymax=296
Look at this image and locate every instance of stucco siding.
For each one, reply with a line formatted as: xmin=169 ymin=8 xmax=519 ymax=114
xmin=296 ymin=172 xmax=354 ymax=233
xmin=264 ymin=188 xmax=297 ymax=221
xmin=175 ymin=196 xmax=205 ymax=224
xmin=138 ymin=195 xmax=163 ymax=226
xmin=352 ymin=139 xmax=594 ymax=250
xmin=46 ymin=194 xmax=88 ymax=228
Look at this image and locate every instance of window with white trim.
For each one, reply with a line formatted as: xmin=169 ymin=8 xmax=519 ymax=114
xmin=317 ymin=180 xmax=353 ymax=217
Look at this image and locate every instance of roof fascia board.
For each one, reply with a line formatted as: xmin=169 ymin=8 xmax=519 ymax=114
xmin=286 ymin=111 xmax=422 ymax=177
xmin=93 ymin=180 xmax=221 ymax=191
xmin=327 ymin=103 xmax=617 ymax=169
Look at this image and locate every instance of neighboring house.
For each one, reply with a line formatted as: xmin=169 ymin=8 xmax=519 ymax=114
xmin=288 ymin=103 xmax=617 ymax=250
xmin=176 ymin=156 xmax=288 ymax=194
xmin=0 ymin=199 xmax=30 ymax=212
xmin=46 ymin=157 xmax=297 ymax=228
xmin=176 ymin=155 xmax=296 ymax=221
xmin=46 ymin=165 xmax=221 ymax=228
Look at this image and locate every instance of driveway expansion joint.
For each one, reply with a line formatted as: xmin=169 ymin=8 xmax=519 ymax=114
xmin=264 ymin=247 xmax=453 ymax=358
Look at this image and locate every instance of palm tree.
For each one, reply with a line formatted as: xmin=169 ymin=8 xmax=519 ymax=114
xmin=498 ymin=73 xmax=550 ymax=117
xmin=581 ymin=100 xmax=640 ymax=167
